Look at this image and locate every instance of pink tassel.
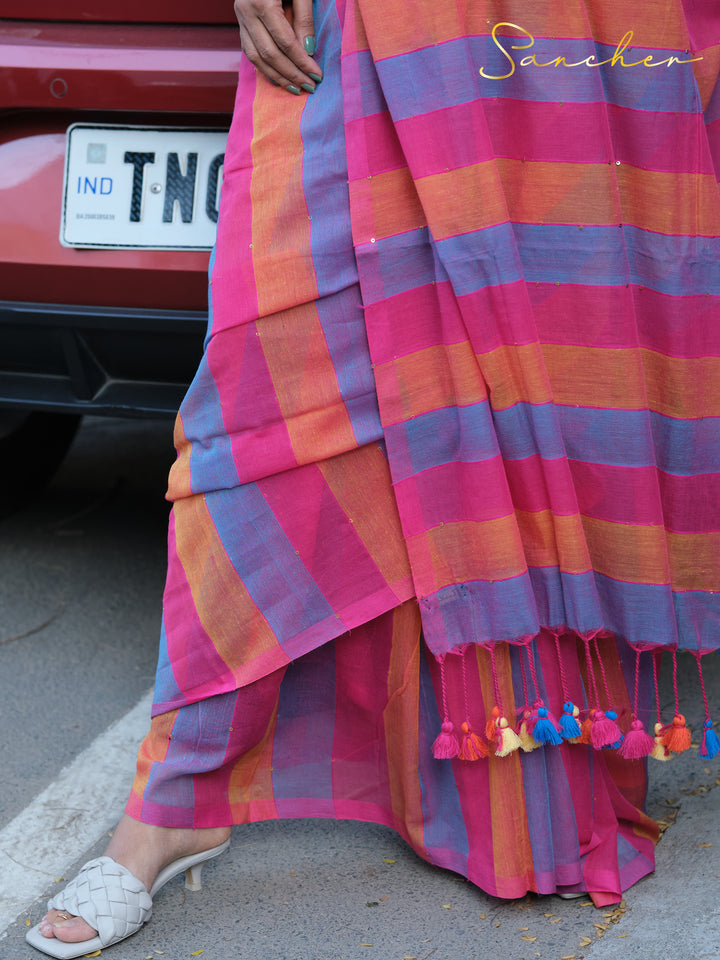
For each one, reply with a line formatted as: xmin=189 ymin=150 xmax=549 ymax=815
xmin=432 ymin=720 xmax=459 ymax=760
xmin=619 ymin=719 xmax=654 ymax=759
xmin=590 ymin=709 xmax=623 ymax=749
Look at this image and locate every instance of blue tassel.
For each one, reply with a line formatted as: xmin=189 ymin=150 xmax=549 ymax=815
xmin=532 ymin=707 xmax=563 ymax=746
xmin=559 ymin=702 xmax=582 ymax=740
xmin=700 ymin=719 xmax=720 ymax=758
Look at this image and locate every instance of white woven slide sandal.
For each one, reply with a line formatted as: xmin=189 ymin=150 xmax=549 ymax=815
xmin=25 ymin=839 xmax=230 ymax=959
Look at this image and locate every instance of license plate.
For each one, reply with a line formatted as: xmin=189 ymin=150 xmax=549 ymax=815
xmin=61 ymin=124 xmax=228 ymax=250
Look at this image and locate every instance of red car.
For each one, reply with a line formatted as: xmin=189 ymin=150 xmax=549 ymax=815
xmin=0 ymin=1 xmax=239 ymax=498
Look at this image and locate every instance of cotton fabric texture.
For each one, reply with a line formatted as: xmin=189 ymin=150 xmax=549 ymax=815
xmin=128 ymin=0 xmax=720 ymax=906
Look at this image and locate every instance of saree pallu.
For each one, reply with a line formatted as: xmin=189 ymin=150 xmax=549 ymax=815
xmin=129 ymin=0 xmax=720 ymax=904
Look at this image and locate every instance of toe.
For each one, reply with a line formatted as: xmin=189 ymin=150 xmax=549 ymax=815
xmin=43 ymin=909 xmax=98 ymax=943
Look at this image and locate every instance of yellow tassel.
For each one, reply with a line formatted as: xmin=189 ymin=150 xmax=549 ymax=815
xmin=496 ymin=717 xmax=522 ymax=757
xmin=518 ymin=711 xmax=540 ymax=752
xmin=650 ymin=721 xmax=672 ymax=761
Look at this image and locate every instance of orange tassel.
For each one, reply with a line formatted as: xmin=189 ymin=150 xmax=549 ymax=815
xmin=568 ymin=704 xmax=583 ymax=743
xmin=579 ymin=711 xmax=594 ymax=745
xmin=496 ymin=717 xmax=522 ymax=757
xmin=485 ymin=705 xmax=500 ymax=744
xmin=662 ymin=714 xmax=692 ymax=754
xmin=458 ymin=722 xmax=489 ymax=761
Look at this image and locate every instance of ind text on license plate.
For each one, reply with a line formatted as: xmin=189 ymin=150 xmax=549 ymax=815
xmin=61 ymin=125 xmax=228 ymax=250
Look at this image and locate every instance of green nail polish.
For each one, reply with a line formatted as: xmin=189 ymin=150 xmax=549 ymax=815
xmin=301 ymin=83 xmax=315 ymax=94
xmin=304 ymin=36 xmax=316 ymax=55
xmin=287 ymin=84 xmax=302 ymax=95
xmin=309 ymin=73 xmax=323 ymax=83
xmin=268 ymin=77 xmax=280 ymax=86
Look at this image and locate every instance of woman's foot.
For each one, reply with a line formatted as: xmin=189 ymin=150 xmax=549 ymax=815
xmin=37 ymin=814 xmax=231 ymax=945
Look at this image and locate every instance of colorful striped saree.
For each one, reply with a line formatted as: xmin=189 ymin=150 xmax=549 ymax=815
xmin=128 ymin=0 xmax=720 ymax=905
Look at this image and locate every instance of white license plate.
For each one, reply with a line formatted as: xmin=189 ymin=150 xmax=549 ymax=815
xmin=61 ymin=124 xmax=228 ymax=250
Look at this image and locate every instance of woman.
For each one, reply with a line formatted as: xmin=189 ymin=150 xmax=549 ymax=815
xmin=28 ymin=0 xmax=720 ymax=955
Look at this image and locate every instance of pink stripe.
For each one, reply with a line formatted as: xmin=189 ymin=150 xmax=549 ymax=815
xmin=366 ymin=280 xmax=535 ymax=365
xmin=567 ymin=461 xmax=665 ymax=526
xmin=393 ymin=460 xmax=514 ymax=536
xmin=504 ymin=456 xmax=581 ymax=517
xmin=658 ymin=470 xmax=720 ymax=533
xmin=607 ymin=103 xmax=716 ymax=174
xmin=162 ymin=512 xmax=237 ymax=700
xmin=207 ymin=324 xmax=298 ymax=483
xmin=257 ymin=464 xmax=394 ymax=612
xmin=484 ymin=99 xmax=612 ymax=165
xmin=331 ymin=621 xmax=392 ymax=810
xmin=345 ymin=111 xmax=406 ymax=179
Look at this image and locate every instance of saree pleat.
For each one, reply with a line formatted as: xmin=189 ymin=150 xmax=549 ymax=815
xmin=132 ymin=0 xmax=720 ymax=904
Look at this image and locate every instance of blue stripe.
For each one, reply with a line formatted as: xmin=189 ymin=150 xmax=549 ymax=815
xmin=362 ymin=36 xmax=700 ymax=122
xmin=360 ymin=224 xmax=719 ymax=305
xmin=204 ymin=484 xmax=335 ymax=645
xmin=383 ymin=402 xmax=500 ymax=480
xmin=272 ymin=644 xmax=336 ymax=800
xmin=302 ymin=7 xmax=385 ymax=448
xmin=554 ymin=406 xmax=720 ymax=475
xmin=673 ymin=590 xmax=720 ymax=653
xmin=493 ymin=402 xmax=568 ymax=460
xmin=417 ymin=650 xmax=469 ymax=870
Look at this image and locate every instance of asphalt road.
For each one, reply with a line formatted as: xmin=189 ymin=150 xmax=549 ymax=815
xmin=0 ymin=416 xmax=174 ymax=826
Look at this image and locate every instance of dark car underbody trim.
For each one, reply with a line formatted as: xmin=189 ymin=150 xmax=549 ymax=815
xmin=0 ymin=300 xmax=207 ymax=417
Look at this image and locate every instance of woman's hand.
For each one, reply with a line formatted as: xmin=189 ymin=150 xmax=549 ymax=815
xmin=234 ymin=0 xmax=322 ymax=94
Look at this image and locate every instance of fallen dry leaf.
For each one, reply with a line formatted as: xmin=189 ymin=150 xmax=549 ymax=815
xmin=550 ymin=917 xmax=562 ymax=924
xmin=383 ymin=858 xmax=396 ymax=864
xmin=544 ymin=913 xmax=556 ymax=918
xmin=518 ymin=927 xmax=530 ymax=931
xmin=84 ymin=953 xmax=102 ymax=959
xmin=442 ymin=904 xmax=452 ymax=909
xmin=479 ymin=913 xmax=486 ymax=920
xmin=520 ymin=935 xmax=537 ymax=942
xmin=359 ymin=943 xmax=373 ymax=947
xmin=579 ymin=937 xmax=592 ymax=947
xmin=698 ymin=843 xmax=712 ymax=848
xmin=190 ymin=952 xmax=203 ymax=957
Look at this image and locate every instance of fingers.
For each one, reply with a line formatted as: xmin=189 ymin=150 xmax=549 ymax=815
xmin=235 ymin=0 xmax=322 ymax=93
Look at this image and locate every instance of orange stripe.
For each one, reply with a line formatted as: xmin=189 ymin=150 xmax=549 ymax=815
xmin=129 ymin=711 xmax=178 ymax=805
xmin=515 ymin=510 xmax=593 ymax=573
xmin=228 ymin=697 xmax=281 ymax=822
xmin=357 ymin=0 xmax=467 ymax=61
xmin=617 ymin=166 xmax=720 ymax=236
xmin=416 ymin=163 xmax=508 ymax=238
xmin=373 ymin=341 xmax=488 ymax=424
xmin=472 ymin=645 xmax=533 ymax=891
xmin=497 ymin=159 xmax=618 ymax=226
xmin=642 ymin=349 xmax=720 ymax=420
xmin=668 ymin=530 xmax=720 ymax=592
xmin=250 ymin=76 xmax=318 ymax=319
xmin=167 ymin=413 xmax=192 ymax=502
xmin=384 ymin=603 xmax=427 ymax=854
xmin=543 ymin=345 xmax=720 ymax=417
xmin=174 ymin=494 xmax=281 ymax=669
xmin=407 ymin=517 xmax=528 ymax=595
xmin=257 ymin=302 xmax=357 ymax=464
xmin=581 ymin=515 xmax=670 ymax=585
xmin=374 ymin=341 xmax=554 ymax=424
xmin=349 ymin=166 xmax=426 ymax=244
xmin=318 ymin=445 xmax=413 ymax=590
